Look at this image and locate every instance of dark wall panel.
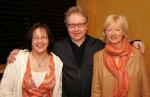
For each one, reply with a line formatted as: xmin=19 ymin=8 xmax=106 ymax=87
xmin=0 ymin=0 xmax=76 ymax=64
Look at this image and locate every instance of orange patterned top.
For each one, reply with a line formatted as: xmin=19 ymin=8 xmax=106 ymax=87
xmin=22 ymin=55 xmax=55 ymax=97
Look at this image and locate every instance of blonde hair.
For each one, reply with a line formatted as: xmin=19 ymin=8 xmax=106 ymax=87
xmin=64 ymin=6 xmax=88 ymax=24
xmin=103 ymin=14 xmax=129 ymax=42
xmin=103 ymin=14 xmax=128 ymax=33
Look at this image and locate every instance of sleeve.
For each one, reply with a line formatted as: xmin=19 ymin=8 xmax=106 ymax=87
xmin=91 ymin=53 xmax=101 ymax=97
xmin=0 ymin=62 xmax=17 ymax=97
xmin=53 ymin=54 xmax=63 ymax=97
xmin=57 ymin=73 xmax=62 ymax=97
xmin=57 ymin=57 xmax=63 ymax=97
xmin=140 ymin=55 xmax=150 ymax=97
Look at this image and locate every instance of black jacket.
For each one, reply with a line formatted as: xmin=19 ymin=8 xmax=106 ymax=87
xmin=53 ymin=35 xmax=105 ymax=97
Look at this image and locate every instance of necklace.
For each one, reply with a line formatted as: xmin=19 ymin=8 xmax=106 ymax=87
xmin=31 ymin=52 xmax=48 ymax=67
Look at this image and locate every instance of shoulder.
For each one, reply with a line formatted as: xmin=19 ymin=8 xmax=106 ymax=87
xmin=54 ymin=38 xmax=69 ymax=46
xmin=6 ymin=50 xmax=29 ymax=70
xmin=53 ymin=38 xmax=70 ymax=52
xmin=14 ymin=50 xmax=29 ymax=61
xmin=94 ymin=49 xmax=104 ymax=57
xmin=86 ymin=35 xmax=105 ymax=49
xmin=131 ymin=47 xmax=146 ymax=67
xmin=51 ymin=52 xmax=61 ymax=61
xmin=14 ymin=50 xmax=29 ymax=66
xmin=128 ymin=47 xmax=145 ymax=67
xmin=87 ymin=35 xmax=104 ymax=44
xmin=16 ymin=50 xmax=29 ymax=57
xmin=51 ymin=52 xmax=63 ymax=67
xmin=132 ymin=47 xmax=143 ymax=59
xmin=93 ymin=50 xmax=104 ymax=68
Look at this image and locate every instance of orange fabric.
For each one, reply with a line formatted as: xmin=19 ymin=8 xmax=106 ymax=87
xmin=103 ymin=38 xmax=132 ymax=97
xmin=22 ymin=55 xmax=55 ymax=97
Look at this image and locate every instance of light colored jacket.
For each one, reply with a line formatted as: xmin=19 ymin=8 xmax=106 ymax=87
xmin=0 ymin=50 xmax=63 ymax=97
xmin=91 ymin=48 xmax=150 ymax=97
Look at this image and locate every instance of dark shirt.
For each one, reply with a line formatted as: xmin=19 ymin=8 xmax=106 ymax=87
xmin=70 ymin=39 xmax=86 ymax=67
xmin=53 ymin=35 xmax=105 ymax=97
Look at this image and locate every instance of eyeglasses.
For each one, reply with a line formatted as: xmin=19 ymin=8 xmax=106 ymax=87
xmin=32 ymin=36 xmax=48 ymax=41
xmin=67 ymin=22 xmax=86 ymax=29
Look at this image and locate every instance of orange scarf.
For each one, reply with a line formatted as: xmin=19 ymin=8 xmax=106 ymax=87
xmin=22 ymin=55 xmax=55 ymax=97
xmin=103 ymin=38 xmax=132 ymax=97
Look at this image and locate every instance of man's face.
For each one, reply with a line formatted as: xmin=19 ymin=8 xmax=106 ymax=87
xmin=66 ymin=13 xmax=88 ymax=44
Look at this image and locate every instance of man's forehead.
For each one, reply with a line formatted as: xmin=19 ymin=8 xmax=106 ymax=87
xmin=67 ymin=13 xmax=86 ymax=23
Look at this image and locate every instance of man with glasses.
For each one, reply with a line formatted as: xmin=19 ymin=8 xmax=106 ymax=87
xmin=53 ymin=6 xmax=105 ymax=97
xmin=7 ymin=6 xmax=144 ymax=97
xmin=53 ymin=6 xmax=144 ymax=97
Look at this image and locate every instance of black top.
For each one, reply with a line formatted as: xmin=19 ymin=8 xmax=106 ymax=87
xmin=53 ymin=35 xmax=105 ymax=97
xmin=70 ymin=39 xmax=86 ymax=67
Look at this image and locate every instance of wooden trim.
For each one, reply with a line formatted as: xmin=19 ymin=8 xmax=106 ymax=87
xmin=0 ymin=64 xmax=6 ymax=73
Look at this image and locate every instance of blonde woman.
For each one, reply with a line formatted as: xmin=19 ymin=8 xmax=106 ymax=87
xmin=91 ymin=15 xmax=150 ymax=97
